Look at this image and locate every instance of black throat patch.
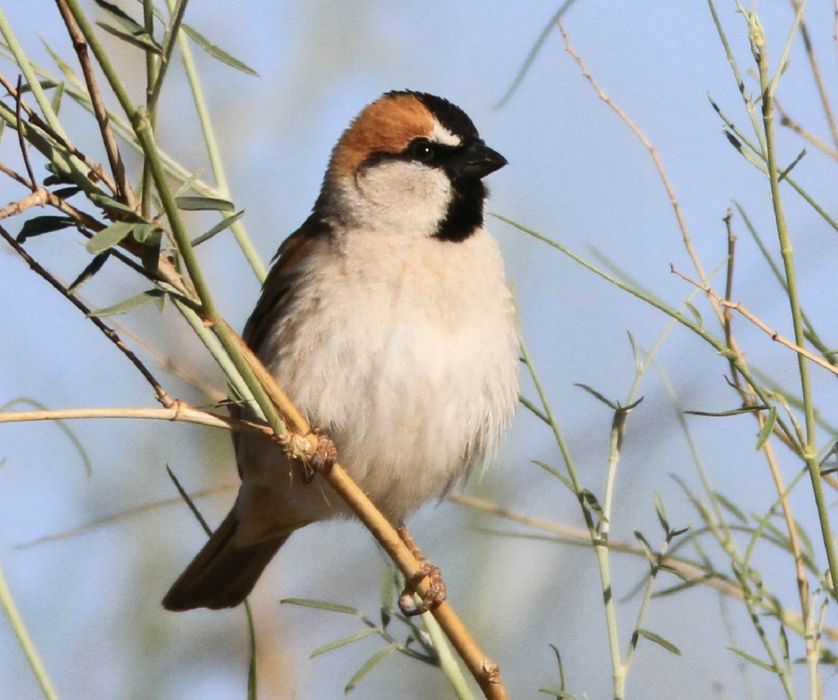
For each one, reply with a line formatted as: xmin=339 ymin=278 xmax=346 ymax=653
xmin=434 ymin=178 xmax=486 ymax=242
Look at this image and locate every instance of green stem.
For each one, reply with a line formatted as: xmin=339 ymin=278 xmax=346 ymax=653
xmin=164 ymin=0 xmax=267 ymax=282
xmin=756 ymin=21 xmax=837 ymax=596
xmin=0 ymin=558 xmax=59 ymax=700
xmin=423 ymin=611 xmax=475 ymax=700
xmin=61 ymin=0 xmax=290 ymax=448
xmin=494 ymin=213 xmax=801 ymax=452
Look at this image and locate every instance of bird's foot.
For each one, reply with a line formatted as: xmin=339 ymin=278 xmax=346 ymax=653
xmin=302 ymin=429 xmax=337 ymax=484
xmin=396 ymin=524 xmax=447 ymax=616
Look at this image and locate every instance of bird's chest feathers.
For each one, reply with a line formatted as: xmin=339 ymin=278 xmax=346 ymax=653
xmin=276 ymin=231 xmax=508 ymax=429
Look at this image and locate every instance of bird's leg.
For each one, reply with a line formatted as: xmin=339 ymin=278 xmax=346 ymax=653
xmin=302 ymin=428 xmax=337 ymax=484
xmin=396 ymin=524 xmax=447 ymax=616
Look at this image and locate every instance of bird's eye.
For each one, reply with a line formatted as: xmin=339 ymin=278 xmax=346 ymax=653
xmin=409 ymin=138 xmax=434 ymax=162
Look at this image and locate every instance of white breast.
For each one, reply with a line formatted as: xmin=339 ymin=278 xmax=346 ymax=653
xmin=239 ymin=226 xmax=519 ymax=527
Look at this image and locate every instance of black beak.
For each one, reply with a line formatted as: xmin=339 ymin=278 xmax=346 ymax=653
xmin=452 ymin=140 xmax=508 ymax=180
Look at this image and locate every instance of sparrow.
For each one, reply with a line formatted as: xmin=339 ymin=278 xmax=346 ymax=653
xmin=163 ymin=90 xmax=519 ymax=611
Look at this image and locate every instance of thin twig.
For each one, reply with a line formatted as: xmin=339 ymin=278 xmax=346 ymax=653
xmin=54 ymin=0 xmax=136 ymax=208
xmin=722 ymin=209 xmax=743 ymax=393
xmin=558 ymin=23 xmax=714 ymax=299
xmin=14 ymin=75 xmax=36 ymax=187
xmin=0 ymin=405 xmax=274 ymax=438
xmin=789 ymin=0 xmax=838 ymax=151
xmin=776 ymin=97 xmax=838 ymax=160
xmin=0 ymin=187 xmax=49 ymax=219
xmin=0 ymin=71 xmax=116 ymax=193
xmin=670 ymin=265 xmax=837 ymax=376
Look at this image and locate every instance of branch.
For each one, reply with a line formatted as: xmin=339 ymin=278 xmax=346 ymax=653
xmin=54 ymin=0 xmax=136 ymax=207
xmin=670 ymin=265 xmax=837 ymax=376
xmin=0 ymin=404 xmax=273 ymax=438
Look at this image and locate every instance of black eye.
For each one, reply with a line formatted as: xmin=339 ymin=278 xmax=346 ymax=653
xmin=409 ymin=138 xmax=434 ymax=162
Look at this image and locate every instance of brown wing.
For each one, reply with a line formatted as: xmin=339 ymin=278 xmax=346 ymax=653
xmin=230 ymin=214 xmax=331 ymax=454
xmin=242 ymin=213 xmax=332 ymax=352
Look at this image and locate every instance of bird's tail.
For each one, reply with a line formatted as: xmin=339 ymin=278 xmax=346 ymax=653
xmin=162 ymin=508 xmax=291 ymax=611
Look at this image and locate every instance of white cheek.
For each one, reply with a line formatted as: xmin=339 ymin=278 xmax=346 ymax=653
xmin=340 ymin=161 xmax=452 ymax=238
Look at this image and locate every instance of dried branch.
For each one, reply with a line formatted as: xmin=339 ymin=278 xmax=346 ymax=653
xmin=0 ymin=404 xmax=273 ymax=438
xmin=0 ymin=71 xmax=117 ymax=195
xmin=558 ymin=23 xmax=714 ymax=299
xmin=54 ymin=0 xmax=135 ymax=207
xmin=671 ymin=265 xmax=837 ymax=375
xmin=775 ymin=96 xmax=838 ymax=160
xmin=13 ymin=75 xmax=36 ymax=187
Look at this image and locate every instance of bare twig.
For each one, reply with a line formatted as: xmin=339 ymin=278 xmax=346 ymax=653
xmin=776 ymin=98 xmax=838 ymax=160
xmin=789 ymin=0 xmax=838 ymax=151
xmin=0 ymin=405 xmax=273 ymax=438
xmin=0 ymin=71 xmax=117 ymax=193
xmin=0 ymin=187 xmax=49 ymax=219
xmin=450 ymin=494 xmax=837 ymax=641
xmin=558 ymin=23 xmax=714 ymax=298
xmin=671 ymin=265 xmax=837 ymax=375
xmin=722 ymin=209 xmax=743 ymax=392
xmin=14 ymin=75 xmax=36 ymax=187
xmin=54 ymin=0 xmax=135 ymax=208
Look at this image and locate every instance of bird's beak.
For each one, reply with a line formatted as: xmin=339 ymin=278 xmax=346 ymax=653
xmin=452 ymin=140 xmax=508 ymax=180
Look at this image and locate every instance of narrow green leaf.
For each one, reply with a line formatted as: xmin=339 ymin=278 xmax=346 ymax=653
xmin=755 ymin=405 xmax=777 ymax=450
xmin=580 ymin=489 xmax=603 ymax=519
xmin=778 ymin=625 xmax=790 ymax=674
xmin=85 ymin=221 xmax=135 ymax=254
xmin=685 ymin=405 xmax=768 ymax=417
xmin=280 ymin=598 xmax=359 ymax=616
xmin=96 ymin=22 xmax=163 ymax=54
xmin=778 ymin=148 xmax=806 ymax=182
xmin=94 ymin=0 xmax=145 ymax=32
xmin=713 ymin=491 xmax=747 ymax=524
xmin=191 ymin=210 xmax=245 ymax=246
xmin=50 ymin=81 xmax=65 ymax=114
xmin=130 ymin=223 xmax=163 ymax=245
xmin=89 ymin=192 xmax=141 ymax=219
xmin=532 ymin=460 xmax=576 ymax=493
xmin=344 ymin=645 xmax=397 ymax=692
xmin=17 ymin=216 xmax=75 ymax=242
xmin=684 ymin=301 xmax=703 ymax=328
xmin=93 ymin=0 xmax=162 ymax=52
xmin=655 ymin=562 xmax=691 ymax=582
xmin=379 ymin=566 xmax=397 ymax=628
xmin=538 ymin=690 xmax=578 ymax=699
xmin=52 ymin=186 xmax=81 ymax=199
xmin=638 ymin=629 xmax=681 ymax=656
xmin=633 ymin=531 xmax=657 ymax=566
xmin=175 ymin=195 xmax=235 ymax=211
xmin=39 ymin=36 xmax=82 ymax=85
xmin=182 ymin=23 xmax=259 ymax=76
xmin=310 ymin=628 xmax=379 ymax=658
xmin=727 ymin=646 xmax=776 ymax=672
xmin=653 ymin=492 xmax=670 ymax=535
xmin=574 ymin=383 xmax=618 ymax=410
xmin=653 ymin=576 xmax=711 ymax=597
xmin=68 ymin=252 xmax=110 ymax=294
xmin=88 ymin=289 xmax=165 ymax=317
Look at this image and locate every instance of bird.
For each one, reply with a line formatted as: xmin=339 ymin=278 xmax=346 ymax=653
xmin=162 ymin=90 xmax=519 ymax=611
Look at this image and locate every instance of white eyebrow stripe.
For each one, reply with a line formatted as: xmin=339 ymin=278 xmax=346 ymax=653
xmin=430 ymin=120 xmax=461 ymax=146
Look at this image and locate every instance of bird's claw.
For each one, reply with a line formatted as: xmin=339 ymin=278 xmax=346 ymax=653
xmin=395 ymin=523 xmax=447 ymax=616
xmin=398 ymin=562 xmax=447 ymax=616
xmin=302 ymin=429 xmax=337 ymax=484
